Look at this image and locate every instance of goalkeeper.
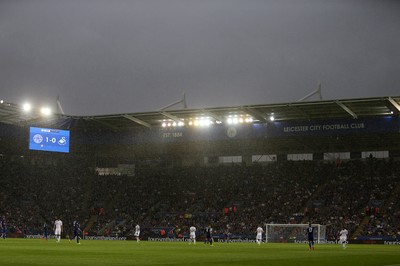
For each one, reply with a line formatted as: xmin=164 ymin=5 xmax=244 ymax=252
xmin=306 ymin=223 xmax=315 ymax=250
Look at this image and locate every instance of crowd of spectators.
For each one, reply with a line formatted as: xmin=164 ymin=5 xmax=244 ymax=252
xmin=1 ymin=156 xmax=399 ymax=241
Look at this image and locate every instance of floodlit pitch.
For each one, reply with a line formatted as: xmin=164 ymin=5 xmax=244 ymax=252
xmin=0 ymin=239 xmax=399 ymax=266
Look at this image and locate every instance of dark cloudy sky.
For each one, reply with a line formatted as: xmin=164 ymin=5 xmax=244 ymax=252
xmin=1 ymin=0 xmax=399 ymax=115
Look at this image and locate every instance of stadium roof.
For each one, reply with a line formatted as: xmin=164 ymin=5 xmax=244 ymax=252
xmin=1 ymin=96 xmax=400 ymax=130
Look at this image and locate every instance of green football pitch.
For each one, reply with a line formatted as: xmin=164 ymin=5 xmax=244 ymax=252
xmin=0 ymin=239 xmax=399 ymax=266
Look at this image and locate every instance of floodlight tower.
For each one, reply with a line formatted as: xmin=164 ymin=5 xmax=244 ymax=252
xmin=158 ymin=92 xmax=187 ymax=111
xmin=297 ymin=83 xmax=322 ymax=102
xmin=56 ymin=95 xmax=65 ymax=115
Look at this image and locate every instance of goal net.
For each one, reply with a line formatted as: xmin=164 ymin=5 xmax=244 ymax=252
xmin=265 ymin=224 xmax=327 ymax=244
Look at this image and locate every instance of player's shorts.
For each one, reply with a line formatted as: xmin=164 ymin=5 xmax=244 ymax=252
xmin=55 ymin=229 xmax=61 ymax=235
xmin=339 ymin=236 xmax=347 ymax=243
xmin=134 ymin=231 xmax=140 ymax=237
xmin=256 ymin=233 xmax=262 ymax=240
xmin=190 ymin=233 xmax=196 ymax=239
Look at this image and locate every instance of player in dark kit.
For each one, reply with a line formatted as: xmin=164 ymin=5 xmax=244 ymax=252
xmin=205 ymin=225 xmax=213 ymax=246
xmin=1 ymin=216 xmax=6 ymax=239
xmin=307 ymin=223 xmax=314 ymax=250
xmin=70 ymin=219 xmax=81 ymax=244
xmin=43 ymin=222 xmax=49 ymax=240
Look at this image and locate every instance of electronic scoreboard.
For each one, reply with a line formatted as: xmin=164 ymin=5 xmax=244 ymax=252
xmin=29 ymin=127 xmax=70 ymax=153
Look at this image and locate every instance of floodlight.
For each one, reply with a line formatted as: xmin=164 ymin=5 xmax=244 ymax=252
xmin=269 ymin=113 xmax=275 ymax=121
xmin=162 ymin=122 xmax=167 ymax=127
xmin=22 ymin=103 xmax=32 ymax=112
xmin=0 ymin=100 xmax=3 ymax=104
xmin=188 ymin=121 xmax=193 ymax=126
xmin=40 ymin=107 xmax=51 ymax=116
xmin=178 ymin=121 xmax=184 ymax=127
xmin=172 ymin=122 xmax=177 ymax=127
xmin=199 ymin=120 xmax=209 ymax=126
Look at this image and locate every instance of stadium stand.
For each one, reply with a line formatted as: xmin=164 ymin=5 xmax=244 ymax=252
xmin=0 ymin=96 xmax=400 ymax=241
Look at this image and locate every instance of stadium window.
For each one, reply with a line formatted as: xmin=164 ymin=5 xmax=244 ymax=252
xmin=219 ymin=156 xmax=242 ymax=164
xmin=361 ymin=151 xmax=389 ymax=159
xmin=287 ymin=153 xmax=313 ymax=161
xmin=252 ymin=154 xmax=277 ymax=163
xmin=323 ymin=152 xmax=350 ymax=161
xmin=95 ymin=167 xmax=122 ymax=176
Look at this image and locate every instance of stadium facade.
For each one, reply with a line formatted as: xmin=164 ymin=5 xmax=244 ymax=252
xmin=1 ymin=96 xmax=399 ymax=168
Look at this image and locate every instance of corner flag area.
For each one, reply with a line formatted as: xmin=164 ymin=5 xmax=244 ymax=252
xmin=1 ymin=239 xmax=399 ymax=266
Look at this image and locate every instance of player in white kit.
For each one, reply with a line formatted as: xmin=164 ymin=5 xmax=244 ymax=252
xmin=339 ymin=228 xmax=348 ymax=249
xmin=53 ymin=218 xmax=63 ymax=243
xmin=134 ymin=224 xmax=140 ymax=242
xmin=256 ymin=226 xmax=264 ymax=245
xmin=189 ymin=226 xmax=196 ymax=245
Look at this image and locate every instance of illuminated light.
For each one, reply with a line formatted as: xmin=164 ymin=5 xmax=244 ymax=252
xmin=199 ymin=120 xmax=211 ymax=126
xmin=216 ymin=120 xmax=222 ymax=124
xmin=227 ymin=118 xmax=233 ymax=124
xmin=162 ymin=122 xmax=167 ymax=127
xmin=40 ymin=107 xmax=51 ymax=116
xmin=188 ymin=121 xmax=193 ymax=126
xmin=22 ymin=103 xmax=32 ymax=112
xmin=172 ymin=122 xmax=177 ymax=127
xmin=269 ymin=115 xmax=275 ymax=121
xmin=390 ymin=111 xmax=394 ymax=114
xmin=167 ymin=123 xmax=171 ymax=127
xmin=178 ymin=121 xmax=184 ymax=127
xmin=0 ymin=100 xmax=3 ymax=104
xmin=232 ymin=118 xmax=239 ymax=124
xmin=194 ymin=120 xmax=199 ymax=126
xmin=239 ymin=118 xmax=244 ymax=123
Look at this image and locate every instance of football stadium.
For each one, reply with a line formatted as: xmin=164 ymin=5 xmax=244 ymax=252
xmin=1 ymin=96 xmax=400 ymax=265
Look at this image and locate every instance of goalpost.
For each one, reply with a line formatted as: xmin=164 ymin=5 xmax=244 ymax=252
xmin=265 ymin=224 xmax=327 ymax=244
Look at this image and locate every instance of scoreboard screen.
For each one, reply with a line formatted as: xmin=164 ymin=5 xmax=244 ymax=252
xmin=29 ymin=127 xmax=70 ymax=153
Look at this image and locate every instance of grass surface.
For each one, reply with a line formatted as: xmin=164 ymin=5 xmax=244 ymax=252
xmin=0 ymin=238 xmax=399 ymax=266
